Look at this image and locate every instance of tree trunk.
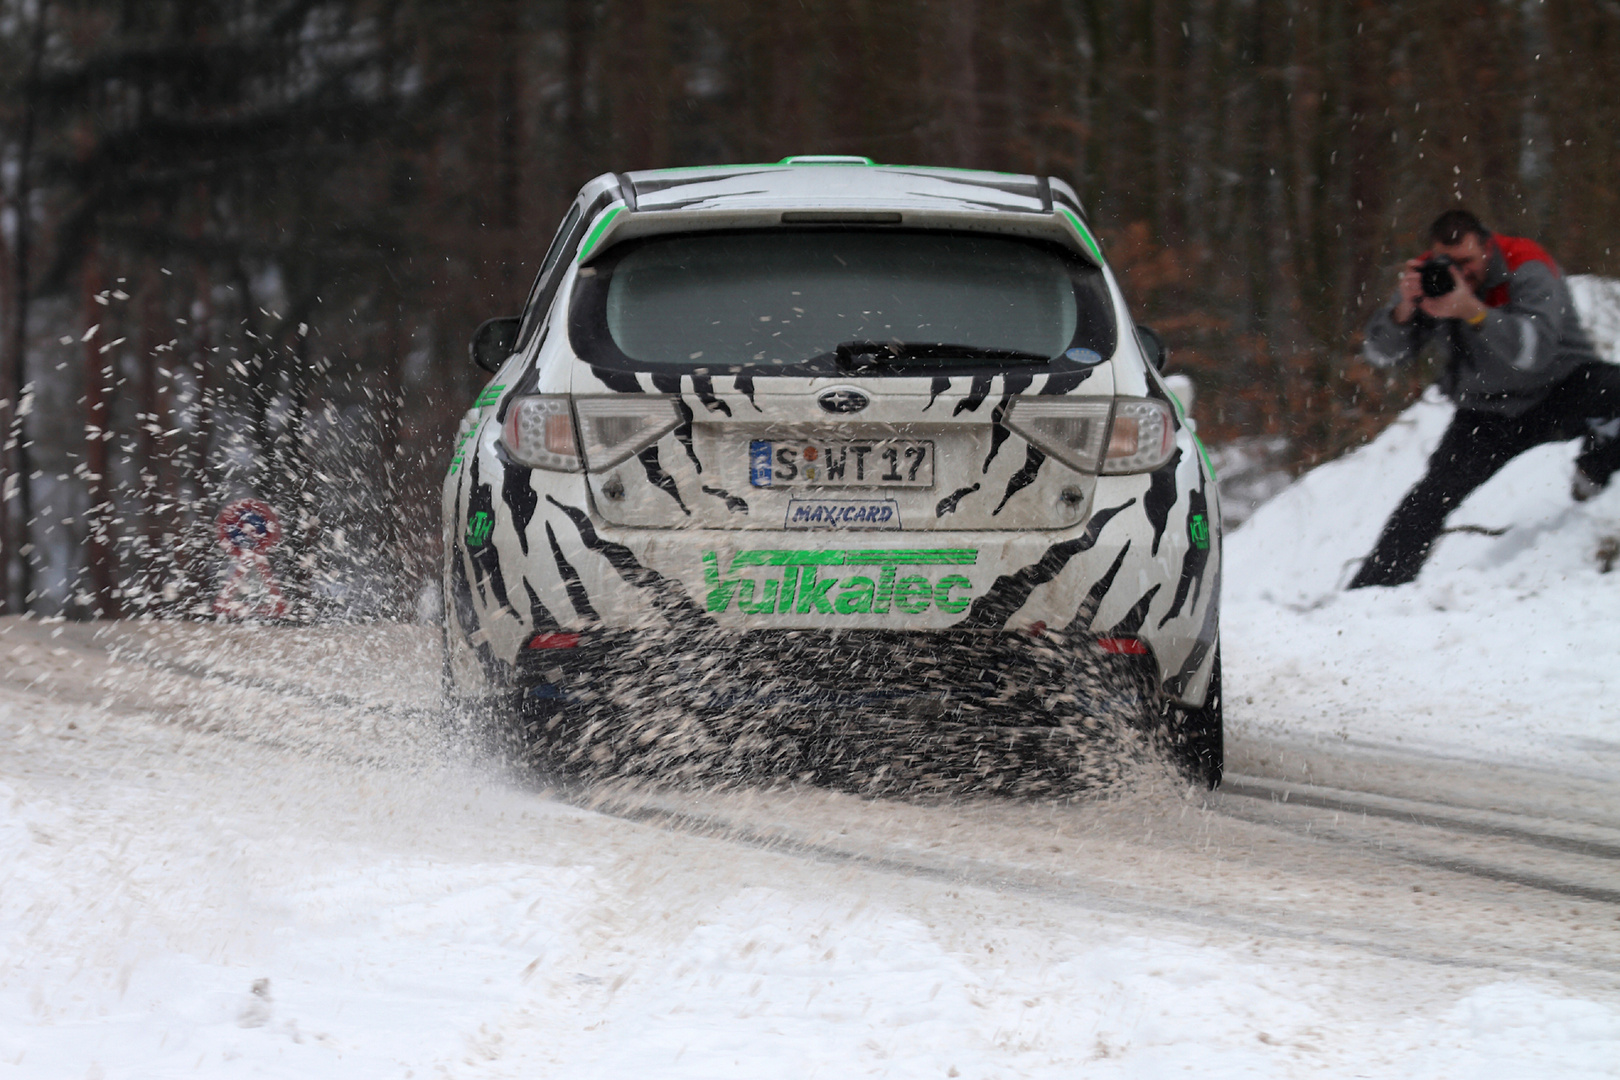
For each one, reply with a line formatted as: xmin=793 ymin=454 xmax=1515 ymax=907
xmin=377 ymin=311 xmax=407 ymax=616
xmin=562 ymin=0 xmax=593 ymax=166
xmin=82 ymin=247 xmax=120 ymax=618
xmin=943 ymin=0 xmax=981 ymax=167
xmin=279 ymin=328 xmax=314 ymax=618
xmin=0 ymin=205 xmax=12 ymax=616
xmin=4 ymin=0 xmax=50 ymax=614
xmin=136 ymin=275 xmax=169 ymax=614
xmin=183 ymin=260 xmax=218 ymax=614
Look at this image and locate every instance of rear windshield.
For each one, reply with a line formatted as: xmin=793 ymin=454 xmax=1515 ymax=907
xmin=568 ymin=229 xmax=1116 ymax=376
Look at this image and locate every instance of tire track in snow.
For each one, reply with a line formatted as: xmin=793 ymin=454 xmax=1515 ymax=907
xmin=1216 ymin=782 xmax=1620 ymax=907
xmin=558 ymin=786 xmax=1620 ymax=990
xmin=106 ymin=631 xmax=1620 ymax=913
xmin=12 ymin=619 xmax=1620 ymax=991
xmin=1222 ymin=775 xmax=1620 ymax=863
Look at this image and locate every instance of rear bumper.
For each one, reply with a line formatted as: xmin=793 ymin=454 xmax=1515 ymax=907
xmin=510 ymin=626 xmax=1161 ymax=725
xmin=448 ymin=455 xmax=1218 ymax=707
xmin=481 ymin=627 xmax=1186 ymax=795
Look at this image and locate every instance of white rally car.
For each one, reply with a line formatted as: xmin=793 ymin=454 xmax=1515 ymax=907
xmin=443 ymin=157 xmax=1222 ymax=790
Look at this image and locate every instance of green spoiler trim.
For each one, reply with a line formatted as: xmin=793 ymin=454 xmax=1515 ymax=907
xmin=576 ymin=205 xmax=625 ymax=263
xmin=776 ymin=155 xmax=877 ymax=166
xmin=1059 ymin=207 xmax=1103 ymax=264
xmin=1164 ymin=385 xmax=1217 ymax=479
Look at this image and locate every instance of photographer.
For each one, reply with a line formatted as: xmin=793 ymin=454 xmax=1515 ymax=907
xmin=1350 ymin=209 xmax=1619 ymax=589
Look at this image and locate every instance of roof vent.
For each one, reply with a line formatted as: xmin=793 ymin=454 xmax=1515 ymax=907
xmin=777 ymin=155 xmax=877 ymax=166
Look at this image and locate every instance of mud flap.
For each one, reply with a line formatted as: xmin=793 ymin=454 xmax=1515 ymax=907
xmin=1163 ymin=646 xmax=1222 ymax=789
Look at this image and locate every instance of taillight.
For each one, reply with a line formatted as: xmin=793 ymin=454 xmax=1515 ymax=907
xmin=573 ymin=395 xmax=683 ymax=471
xmin=501 ymin=394 xmax=682 ymax=473
xmin=501 ymin=396 xmax=581 ymax=471
xmin=1101 ymin=398 xmax=1176 ymax=474
xmin=1003 ymin=398 xmax=1112 ymax=472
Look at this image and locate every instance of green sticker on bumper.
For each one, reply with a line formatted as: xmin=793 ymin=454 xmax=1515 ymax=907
xmin=466 ymin=511 xmax=493 ymax=548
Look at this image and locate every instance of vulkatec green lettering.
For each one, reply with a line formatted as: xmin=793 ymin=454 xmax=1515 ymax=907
xmin=704 ymin=548 xmax=977 ymax=616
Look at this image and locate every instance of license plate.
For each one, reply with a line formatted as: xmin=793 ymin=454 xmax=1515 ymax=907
xmin=749 ymin=439 xmax=934 ymax=488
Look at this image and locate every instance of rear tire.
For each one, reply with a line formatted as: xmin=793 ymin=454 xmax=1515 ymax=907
xmin=1168 ymin=646 xmax=1223 ymax=789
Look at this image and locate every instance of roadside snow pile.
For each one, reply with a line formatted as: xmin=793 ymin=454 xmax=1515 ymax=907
xmin=1224 ymin=275 xmax=1620 ymax=772
xmin=1571 ymin=275 xmax=1620 ymax=363
xmin=1208 ymin=435 xmax=1294 ymax=528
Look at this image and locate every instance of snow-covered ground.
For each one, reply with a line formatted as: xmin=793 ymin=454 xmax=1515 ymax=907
xmin=1224 ymin=274 xmax=1620 ymax=776
xmin=3 ymin=660 xmax=1616 ymax=1079
xmin=3 ymin=278 xmax=1620 ymax=1077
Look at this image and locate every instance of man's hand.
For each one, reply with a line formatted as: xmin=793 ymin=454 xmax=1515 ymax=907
xmin=1392 ymin=258 xmax=1424 ymax=324
xmin=1417 ymin=262 xmax=1488 ymax=323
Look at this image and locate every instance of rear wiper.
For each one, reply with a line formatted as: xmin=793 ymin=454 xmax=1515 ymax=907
xmin=829 ymin=340 xmax=1052 ymax=370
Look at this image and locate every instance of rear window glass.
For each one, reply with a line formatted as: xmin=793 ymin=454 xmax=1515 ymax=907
xmin=569 ymin=229 xmax=1116 ymax=376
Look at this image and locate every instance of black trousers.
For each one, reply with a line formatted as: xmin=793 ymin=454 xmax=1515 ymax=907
xmin=1349 ymin=362 xmax=1620 ymax=589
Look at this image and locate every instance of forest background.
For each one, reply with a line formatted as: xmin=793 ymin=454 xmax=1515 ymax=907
xmin=0 ymin=0 xmax=1615 ymax=619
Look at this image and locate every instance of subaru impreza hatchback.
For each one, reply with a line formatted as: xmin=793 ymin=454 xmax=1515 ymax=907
xmin=443 ymin=157 xmax=1222 ymax=790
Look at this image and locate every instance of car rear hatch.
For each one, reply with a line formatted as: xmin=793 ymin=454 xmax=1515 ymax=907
xmin=562 ymin=225 xmax=1123 ymax=533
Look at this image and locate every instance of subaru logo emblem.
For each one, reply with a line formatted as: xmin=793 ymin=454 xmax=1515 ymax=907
xmin=818 ymin=387 xmax=870 ymax=414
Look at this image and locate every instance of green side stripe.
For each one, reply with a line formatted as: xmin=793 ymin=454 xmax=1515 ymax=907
xmin=1059 ymin=207 xmax=1103 ymax=264
xmin=1193 ymin=433 xmax=1217 ymax=480
xmin=576 ymin=205 xmax=625 ymax=263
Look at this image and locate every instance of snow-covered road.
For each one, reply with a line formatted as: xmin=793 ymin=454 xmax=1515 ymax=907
xmin=8 ymin=273 xmax=1620 ymax=1075
xmin=2 ymin=617 xmax=1617 ymax=1078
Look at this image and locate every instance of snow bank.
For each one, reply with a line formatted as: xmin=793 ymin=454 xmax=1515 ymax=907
xmin=1570 ymin=275 xmax=1620 ymax=364
xmin=1224 ymin=275 xmax=1620 ymax=772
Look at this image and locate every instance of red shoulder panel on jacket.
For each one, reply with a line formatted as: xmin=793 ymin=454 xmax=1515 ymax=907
xmin=1485 ymin=235 xmax=1561 ymax=308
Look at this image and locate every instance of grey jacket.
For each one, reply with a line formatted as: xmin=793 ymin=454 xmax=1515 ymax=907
xmin=1362 ymin=239 xmax=1600 ymax=416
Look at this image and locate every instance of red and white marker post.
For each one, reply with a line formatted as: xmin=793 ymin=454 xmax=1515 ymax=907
xmin=213 ymin=498 xmax=289 ymax=619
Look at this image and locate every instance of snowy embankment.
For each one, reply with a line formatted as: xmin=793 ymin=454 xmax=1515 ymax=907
xmin=1224 ymin=275 xmax=1620 ymax=773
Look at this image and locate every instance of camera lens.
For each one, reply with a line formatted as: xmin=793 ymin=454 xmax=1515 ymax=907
xmin=1420 ymin=255 xmax=1456 ymax=299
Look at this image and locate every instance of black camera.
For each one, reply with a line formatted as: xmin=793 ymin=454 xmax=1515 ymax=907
xmin=1419 ymin=255 xmax=1457 ymax=298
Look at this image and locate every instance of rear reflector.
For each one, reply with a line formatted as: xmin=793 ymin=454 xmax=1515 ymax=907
xmin=527 ymin=632 xmax=582 ymax=650
xmin=573 ymin=395 xmax=684 ymax=471
xmin=1003 ymin=397 xmax=1112 ymax=473
xmin=1095 ymin=637 xmax=1149 ymax=655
